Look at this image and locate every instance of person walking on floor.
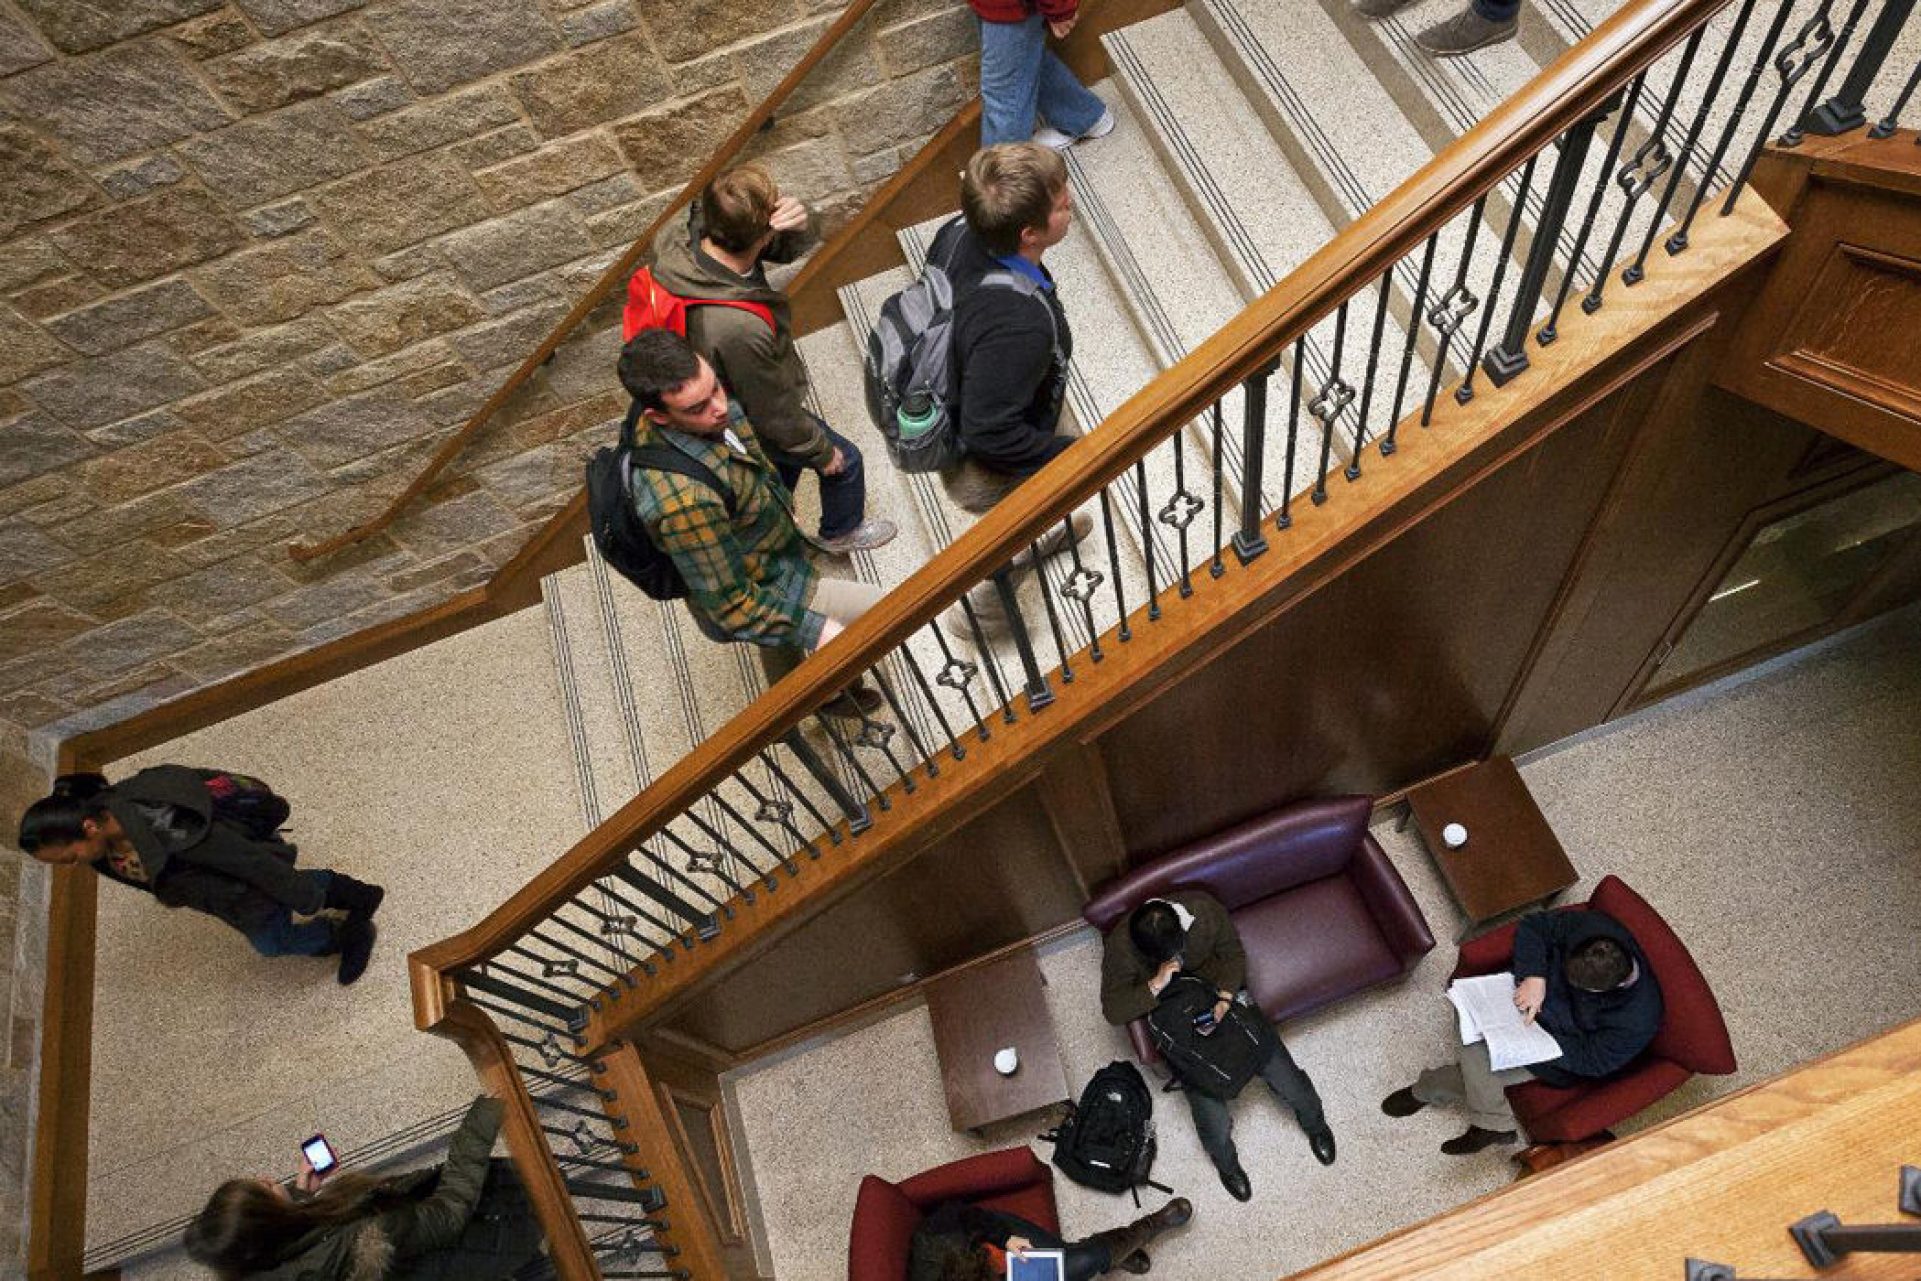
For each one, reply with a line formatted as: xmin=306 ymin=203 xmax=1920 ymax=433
xmin=17 ymin=768 xmax=385 ymax=985
xmin=184 ymin=1095 xmax=545 ymax=1279
xmin=651 ymin=162 xmax=896 ymax=555
xmin=972 ymin=0 xmax=1117 ymax=148
xmin=1354 ymin=0 xmax=1521 ymax=57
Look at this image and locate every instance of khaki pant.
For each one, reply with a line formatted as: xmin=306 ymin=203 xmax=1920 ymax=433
xmin=759 ymin=576 xmax=884 ymax=688
xmin=1411 ymin=1006 xmax=1535 ymax=1131
xmin=939 ymin=428 xmax=1083 ymax=636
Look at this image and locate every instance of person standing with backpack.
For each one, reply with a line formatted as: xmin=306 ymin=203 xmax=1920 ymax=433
xmin=615 ymin=329 xmax=885 ymax=717
xmin=17 ymin=768 xmax=385 ymax=985
xmin=650 ymin=163 xmax=895 ymax=556
xmin=1101 ymin=893 xmax=1338 ymax=1201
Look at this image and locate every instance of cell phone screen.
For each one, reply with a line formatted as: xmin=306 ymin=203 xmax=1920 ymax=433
xmin=301 ymin=1134 xmax=337 ymax=1174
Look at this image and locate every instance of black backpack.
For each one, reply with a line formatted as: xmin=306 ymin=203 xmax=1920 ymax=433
xmin=1145 ymin=975 xmax=1269 ymax=1102
xmin=196 ymin=769 xmax=291 ymax=841
xmin=585 ymin=401 xmax=737 ymax=601
xmin=1041 ymin=1061 xmax=1168 ymax=1202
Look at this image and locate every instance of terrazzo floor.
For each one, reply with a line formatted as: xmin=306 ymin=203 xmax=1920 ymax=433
xmin=727 ymin=601 xmax=1921 ymax=1280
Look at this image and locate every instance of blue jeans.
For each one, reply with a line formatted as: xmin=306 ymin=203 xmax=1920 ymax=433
xmin=979 ymin=14 xmax=1107 ymax=146
xmin=1473 ymin=0 xmax=1521 ymax=21
xmin=765 ymin=415 xmax=867 ymax=541
xmin=244 ymin=869 xmax=337 ymax=957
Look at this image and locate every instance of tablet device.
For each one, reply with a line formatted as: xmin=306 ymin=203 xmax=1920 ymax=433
xmin=1007 ymin=1249 xmax=1066 ymax=1281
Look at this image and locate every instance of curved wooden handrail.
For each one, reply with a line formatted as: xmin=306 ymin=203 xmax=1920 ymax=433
xmin=287 ymin=0 xmax=890 ymax=563
xmin=409 ymin=0 xmax=1730 ymax=1016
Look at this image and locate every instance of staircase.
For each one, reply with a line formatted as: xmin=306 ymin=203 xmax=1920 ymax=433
xmin=74 ymin=0 xmax=1921 ymax=1272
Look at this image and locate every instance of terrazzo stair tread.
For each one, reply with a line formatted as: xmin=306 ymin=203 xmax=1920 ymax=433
xmin=1102 ymin=12 xmax=1363 ymax=490
xmin=543 ymin=559 xmax=641 ymax=835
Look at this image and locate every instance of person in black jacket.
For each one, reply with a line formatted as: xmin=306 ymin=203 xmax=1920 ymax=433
xmin=1381 ymin=907 xmax=1664 ymax=1154
xmin=183 ymin=1095 xmax=544 ymax=1280
xmin=910 ymin=1195 xmax=1191 ymax=1281
xmin=936 ymin=141 xmax=1093 ymax=640
xmin=18 ymin=769 xmax=386 ymax=985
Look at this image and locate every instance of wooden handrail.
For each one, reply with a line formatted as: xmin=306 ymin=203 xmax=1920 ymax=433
xmin=286 ymin=0 xmax=890 ymax=563
xmin=409 ymin=0 xmax=1730 ymax=1016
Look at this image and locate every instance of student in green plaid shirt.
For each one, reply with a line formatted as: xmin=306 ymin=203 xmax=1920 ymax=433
xmin=618 ymin=330 xmax=884 ymax=718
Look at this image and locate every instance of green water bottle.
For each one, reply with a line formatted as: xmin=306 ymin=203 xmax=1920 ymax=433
xmin=897 ymin=389 xmax=939 ymax=441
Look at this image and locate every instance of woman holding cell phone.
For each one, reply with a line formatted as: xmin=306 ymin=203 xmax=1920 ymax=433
xmin=183 ymin=1095 xmax=545 ymax=1280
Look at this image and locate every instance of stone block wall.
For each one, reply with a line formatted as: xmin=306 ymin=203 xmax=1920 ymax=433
xmin=0 ymin=0 xmax=980 ymax=762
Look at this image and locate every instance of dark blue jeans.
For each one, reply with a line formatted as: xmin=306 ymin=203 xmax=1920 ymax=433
xmin=765 ymin=415 xmax=866 ymax=541
xmin=1473 ymin=0 xmax=1521 ymax=21
xmin=243 ymin=869 xmax=336 ymax=957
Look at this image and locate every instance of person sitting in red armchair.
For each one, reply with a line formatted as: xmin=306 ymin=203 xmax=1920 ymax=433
xmin=908 ymin=1195 xmax=1191 ymax=1280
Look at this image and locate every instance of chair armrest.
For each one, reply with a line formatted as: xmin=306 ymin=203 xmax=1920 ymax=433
xmin=1450 ymin=921 xmax=1520 ymax=983
xmin=1128 ymin=1018 xmax=1157 ymax=1066
xmin=1514 ymin=1058 xmax=1693 ymax=1143
xmin=1347 ymin=835 xmax=1435 ymax=969
xmin=897 ymin=1147 xmax=1050 ymax=1209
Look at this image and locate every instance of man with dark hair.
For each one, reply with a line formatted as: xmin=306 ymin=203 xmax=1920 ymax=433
xmin=616 ymin=328 xmax=883 ymax=713
xmin=1382 ymin=906 xmax=1663 ymax=1154
xmin=1100 ymin=890 xmax=1336 ymax=1201
xmin=652 ymin=162 xmax=895 ymax=555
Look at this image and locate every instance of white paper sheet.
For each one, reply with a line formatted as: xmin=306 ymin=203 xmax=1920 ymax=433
xmin=1447 ymin=972 xmax=1564 ymax=1072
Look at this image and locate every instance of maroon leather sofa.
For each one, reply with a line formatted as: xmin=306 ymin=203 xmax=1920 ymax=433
xmin=1450 ymin=874 xmax=1736 ymax=1142
xmin=1083 ymin=795 xmax=1435 ymax=1063
xmin=847 ymin=1147 xmax=1059 ymax=1281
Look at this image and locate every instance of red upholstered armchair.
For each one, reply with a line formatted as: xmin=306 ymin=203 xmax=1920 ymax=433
xmin=1083 ymin=795 xmax=1435 ymax=1064
xmin=1450 ymin=874 xmax=1736 ymax=1143
xmin=848 ymin=1147 xmax=1059 ymax=1281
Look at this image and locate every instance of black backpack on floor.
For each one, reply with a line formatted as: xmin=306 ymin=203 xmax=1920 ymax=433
xmin=586 ymin=400 xmax=736 ymax=601
xmin=1041 ymin=1060 xmax=1168 ymax=1203
xmin=1145 ymin=975 xmax=1268 ymax=1102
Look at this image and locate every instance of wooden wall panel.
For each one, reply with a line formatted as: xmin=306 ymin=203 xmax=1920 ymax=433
xmin=1093 ymin=361 xmax=1665 ymax=859
xmin=662 ymin=784 xmax=1077 ymax=1053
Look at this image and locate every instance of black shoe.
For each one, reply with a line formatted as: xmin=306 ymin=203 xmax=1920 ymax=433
xmin=1117 ymin=1249 xmax=1151 ymax=1274
xmin=1309 ymin=1126 xmax=1337 ymax=1166
xmin=1440 ymin=1125 xmax=1518 ymax=1156
xmin=1144 ymin=1197 xmax=1192 ymax=1232
xmin=1381 ymin=1085 xmax=1428 ymax=1118
xmin=1220 ymin=1164 xmax=1252 ymax=1202
xmin=819 ymin=685 xmax=883 ymax=720
xmin=336 ymin=915 xmax=377 ymax=986
xmin=323 ymin=874 xmax=385 ymax=918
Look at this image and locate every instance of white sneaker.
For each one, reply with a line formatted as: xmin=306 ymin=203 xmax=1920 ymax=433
xmin=1031 ymin=125 xmax=1075 ymax=150
xmin=1081 ymin=109 xmax=1116 ymax=140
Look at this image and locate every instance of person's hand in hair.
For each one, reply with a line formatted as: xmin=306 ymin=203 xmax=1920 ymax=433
xmin=769 ymin=196 xmax=809 ymax=235
xmin=1048 ymin=14 xmax=1079 ymax=38
xmin=1148 ymin=957 xmax=1181 ymax=996
xmin=1514 ymin=976 xmax=1547 ymax=1023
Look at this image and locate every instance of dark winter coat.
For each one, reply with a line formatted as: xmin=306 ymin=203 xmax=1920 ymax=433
xmin=1100 ymin=890 xmax=1247 ymax=1026
xmin=96 ymin=765 xmax=321 ymax=933
xmin=244 ymin=1098 xmax=543 ymax=1281
xmin=1512 ymin=908 xmax=1664 ymax=1087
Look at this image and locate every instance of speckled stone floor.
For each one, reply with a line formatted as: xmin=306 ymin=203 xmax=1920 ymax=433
xmin=728 ymin=602 xmax=1921 ymax=1281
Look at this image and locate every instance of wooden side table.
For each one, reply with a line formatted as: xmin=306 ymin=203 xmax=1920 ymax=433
xmin=924 ymin=948 xmax=1071 ymax=1134
xmin=1404 ymin=756 xmax=1579 ymax=941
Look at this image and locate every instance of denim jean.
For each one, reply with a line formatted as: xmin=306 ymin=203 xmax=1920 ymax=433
xmin=979 ymin=13 xmax=1107 ymax=146
xmin=764 ymin=415 xmax=867 ymax=541
xmin=243 ymin=869 xmax=337 ymax=957
xmin=1473 ymin=0 xmax=1521 ymax=22
xmin=1183 ymin=1018 xmax=1326 ymax=1174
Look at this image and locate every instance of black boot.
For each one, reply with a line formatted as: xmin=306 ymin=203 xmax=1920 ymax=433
xmin=335 ymin=915 xmax=377 ymax=986
xmin=1084 ymin=1198 xmax=1192 ymax=1274
xmin=323 ymin=873 xmax=385 ymax=918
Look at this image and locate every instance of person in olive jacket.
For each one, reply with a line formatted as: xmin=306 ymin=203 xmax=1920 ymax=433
xmin=1100 ymin=889 xmax=1335 ymax=1201
xmin=17 ymin=768 xmax=385 ymax=985
xmin=183 ymin=1096 xmax=544 ymax=1280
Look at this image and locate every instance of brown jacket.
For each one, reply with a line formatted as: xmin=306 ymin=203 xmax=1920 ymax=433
xmin=1099 ymin=889 xmax=1247 ymax=1026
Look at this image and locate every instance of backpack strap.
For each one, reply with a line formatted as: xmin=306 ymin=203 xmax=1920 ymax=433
xmin=626 ymin=443 xmax=740 ymax=519
xmin=979 ymin=269 xmax=1064 ymax=367
xmin=685 ymin=298 xmax=776 ymax=331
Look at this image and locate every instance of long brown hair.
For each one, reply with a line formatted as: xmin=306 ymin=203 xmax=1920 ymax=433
xmin=183 ymin=1172 xmax=407 ymax=1277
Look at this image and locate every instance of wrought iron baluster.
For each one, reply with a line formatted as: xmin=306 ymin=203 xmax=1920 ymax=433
xmin=1098 ymin=488 xmax=1131 ymax=640
xmin=1384 ymin=231 xmax=1440 ymax=456
xmin=1232 ymin=359 xmax=1279 ymax=562
xmin=1422 ymin=195 xmax=1486 ymax=427
xmin=954 ymin=594 xmax=1017 ymax=723
xmin=459 ymin=966 xmax=585 ymax=1025
xmin=484 ymin=958 xmax=605 ymax=1010
xmin=868 ymin=661 xmax=940 ymax=771
xmin=1725 ymin=2 xmax=1842 ymax=215
xmin=561 ymin=897 xmax=656 ymax=974
xmin=897 ymin=650 xmax=966 ymax=760
xmin=547 ymin=909 xmax=646 ymax=977
xmin=1487 ymin=101 xmax=1608 ymax=383
xmin=505 ymin=941 xmax=608 ymax=994
xmin=777 ymin=726 xmax=872 ymax=833
xmin=530 ymin=1091 xmax=626 ymax=1127
xmin=1349 ymin=266 xmax=1394 ymax=477
xmin=1586 ymin=29 xmax=1702 ymax=309
xmin=1278 ymin=336 xmax=1304 ymax=528
xmin=816 ymin=707 xmax=891 ymax=811
xmin=710 ymin=789 xmax=801 ymax=877
xmin=989 ymin=570 xmax=1053 ymax=711
xmin=1031 ymin=539 xmax=1075 ymax=680
xmin=504 ymin=1026 xmax=592 ymax=1069
xmin=545 ymin=1125 xmax=637 ymax=1157
xmin=1159 ymin=437 xmax=1199 ymax=597
xmin=528 ymin=924 xmax=633 ymax=987
xmin=730 ymin=767 xmax=820 ymax=861
xmin=1311 ymin=300 xmax=1352 ymax=504
xmin=1059 ymin=519 xmax=1105 ymax=661
xmin=928 ymin=623 xmax=991 ymax=739
xmin=522 ymin=1066 xmax=615 ymax=1104
xmin=1210 ymin=401 xmax=1226 ymax=577
xmin=468 ymin=993 xmax=581 ymax=1043
xmin=1674 ymin=0 xmax=1799 ymax=248
xmin=681 ymin=805 xmax=769 ymax=888
xmin=658 ymin=824 xmax=751 ymax=899
xmin=1624 ymin=0 xmax=1761 ymax=282
xmin=850 ymin=702 xmax=918 ymax=796
xmin=1784 ymin=0 xmax=1882 ymax=143
xmin=1870 ymin=51 xmax=1921 ymax=136
xmin=1544 ymin=76 xmax=1642 ymax=339
xmin=627 ymin=845 xmax=734 ymax=919
xmin=586 ymin=877 xmax=685 ymax=950
xmin=754 ymin=747 xmax=842 ymax=850
xmin=1459 ymin=152 xmax=1537 ymax=403
xmin=1136 ymin=460 xmax=1160 ymax=620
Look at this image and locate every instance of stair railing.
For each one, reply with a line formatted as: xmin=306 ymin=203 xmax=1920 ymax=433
xmin=406 ymin=0 xmax=1903 ymax=1270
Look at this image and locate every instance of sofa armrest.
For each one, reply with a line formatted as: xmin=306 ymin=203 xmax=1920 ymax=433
xmin=1347 ymin=835 xmax=1435 ymax=969
xmin=897 ymin=1146 xmax=1050 ymax=1209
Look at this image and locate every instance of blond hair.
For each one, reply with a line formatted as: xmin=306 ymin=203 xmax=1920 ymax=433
xmin=960 ymin=143 xmax=1067 ymax=256
xmin=700 ymin=162 xmax=780 ymax=254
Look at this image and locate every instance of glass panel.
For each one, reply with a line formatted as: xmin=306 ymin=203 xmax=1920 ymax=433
xmin=1656 ymin=470 xmax=1921 ymax=689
